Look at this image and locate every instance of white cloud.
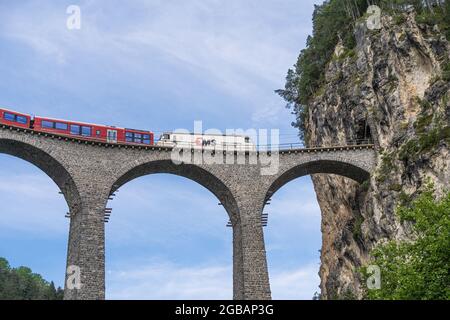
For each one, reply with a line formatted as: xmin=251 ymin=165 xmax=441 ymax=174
xmin=267 ymin=177 xmax=321 ymax=221
xmin=0 ymin=0 xmax=316 ymax=125
xmin=106 ymin=259 xmax=319 ymax=300
xmin=0 ymin=173 xmax=58 ymax=199
xmin=0 ymin=172 xmax=68 ymax=235
xmin=104 ymin=175 xmax=233 ymax=254
xmin=270 ymin=263 xmax=320 ymax=300
xmin=107 ymin=261 xmax=233 ymax=300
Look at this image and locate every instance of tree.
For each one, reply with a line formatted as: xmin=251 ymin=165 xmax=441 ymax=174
xmin=0 ymin=257 xmax=64 ymax=300
xmin=362 ymin=187 xmax=450 ymax=300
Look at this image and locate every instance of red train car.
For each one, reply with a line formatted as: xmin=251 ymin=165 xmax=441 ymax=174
xmin=0 ymin=108 xmax=31 ymax=129
xmin=0 ymin=107 xmax=154 ymax=146
xmin=33 ymin=116 xmax=154 ymax=145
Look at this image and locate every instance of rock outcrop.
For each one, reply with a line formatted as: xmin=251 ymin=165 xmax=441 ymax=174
xmin=306 ymin=10 xmax=450 ymax=299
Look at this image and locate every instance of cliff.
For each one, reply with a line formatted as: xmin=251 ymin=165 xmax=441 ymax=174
xmin=306 ymin=9 xmax=450 ymax=298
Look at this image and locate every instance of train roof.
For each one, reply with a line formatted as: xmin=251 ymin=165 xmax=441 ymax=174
xmin=161 ymin=131 xmax=251 ymax=138
xmin=2 ymin=107 xmax=152 ymax=133
xmin=0 ymin=107 xmax=31 ymax=116
xmin=35 ymin=116 xmax=151 ymax=132
xmin=35 ymin=115 xmax=118 ymax=128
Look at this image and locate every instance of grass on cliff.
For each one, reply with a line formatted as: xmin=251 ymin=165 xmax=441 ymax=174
xmin=361 ymin=186 xmax=450 ymax=300
xmin=398 ymin=125 xmax=450 ymax=163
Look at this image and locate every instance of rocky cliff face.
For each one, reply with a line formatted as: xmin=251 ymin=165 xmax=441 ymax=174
xmin=306 ymin=10 xmax=450 ymax=299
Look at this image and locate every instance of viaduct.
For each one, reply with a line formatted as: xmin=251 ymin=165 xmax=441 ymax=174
xmin=0 ymin=124 xmax=377 ymax=300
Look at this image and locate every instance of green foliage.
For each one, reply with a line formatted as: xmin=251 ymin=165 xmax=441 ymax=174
xmin=446 ymin=0 xmax=450 ymax=40
xmin=0 ymin=257 xmax=64 ymax=300
xmin=414 ymin=113 xmax=433 ymax=134
xmin=399 ymin=125 xmax=450 ymax=162
xmin=416 ymin=96 xmax=432 ymax=111
xmin=337 ymin=48 xmax=357 ymax=62
xmin=362 ymin=187 xmax=450 ymax=300
xmin=312 ymin=291 xmax=322 ymax=300
xmin=361 ymin=180 xmax=370 ymax=191
xmin=398 ymin=190 xmax=412 ymax=206
xmin=376 ymin=152 xmax=396 ymax=183
xmin=352 ymin=214 xmax=365 ymax=241
xmin=389 ymin=183 xmax=403 ymax=192
xmin=276 ymin=0 xmax=368 ymax=142
xmin=277 ymin=0 xmax=449 ymax=143
xmin=393 ymin=13 xmax=407 ymax=25
xmin=443 ymin=61 xmax=450 ymax=82
xmin=329 ymin=288 xmax=357 ymax=300
xmin=416 ymin=2 xmax=450 ymax=40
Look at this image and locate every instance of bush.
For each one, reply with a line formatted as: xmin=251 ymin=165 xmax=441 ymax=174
xmin=376 ymin=152 xmax=396 ymax=183
xmin=352 ymin=215 xmax=365 ymax=241
xmin=414 ymin=113 xmax=433 ymax=134
xmin=442 ymin=61 xmax=450 ymax=82
xmin=398 ymin=126 xmax=450 ymax=162
xmin=389 ymin=184 xmax=402 ymax=192
xmin=361 ymin=187 xmax=450 ymax=300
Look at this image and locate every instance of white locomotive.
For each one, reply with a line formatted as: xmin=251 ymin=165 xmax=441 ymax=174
xmin=156 ymin=132 xmax=256 ymax=151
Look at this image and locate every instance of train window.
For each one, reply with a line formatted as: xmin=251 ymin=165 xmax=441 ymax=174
xmin=81 ymin=126 xmax=91 ymax=136
xmin=125 ymin=132 xmax=133 ymax=142
xmin=17 ymin=116 xmax=27 ymax=124
xmin=55 ymin=122 xmax=68 ymax=130
xmin=42 ymin=120 xmax=54 ymax=129
xmin=3 ymin=113 xmax=15 ymax=121
xmin=125 ymin=131 xmax=150 ymax=144
xmin=70 ymin=125 xmax=80 ymax=135
xmin=133 ymin=133 xmax=141 ymax=143
xmin=96 ymin=130 xmax=101 ymax=137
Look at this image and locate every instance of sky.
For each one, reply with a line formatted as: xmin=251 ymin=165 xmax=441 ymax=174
xmin=0 ymin=0 xmax=323 ymax=299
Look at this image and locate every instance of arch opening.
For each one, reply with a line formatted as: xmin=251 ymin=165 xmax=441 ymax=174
xmin=0 ymin=137 xmax=84 ymax=298
xmin=267 ymin=159 xmax=370 ymax=200
xmin=264 ymin=176 xmax=321 ymax=299
xmin=104 ymin=172 xmax=234 ymax=299
xmin=0 ymin=138 xmax=81 ymax=208
xmin=110 ymin=160 xmax=240 ymax=223
xmin=0 ymin=150 xmax=72 ymax=298
xmin=263 ymin=159 xmax=371 ymax=299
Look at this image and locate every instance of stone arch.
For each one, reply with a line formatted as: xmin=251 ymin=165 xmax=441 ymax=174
xmin=0 ymin=138 xmax=81 ymax=211
xmin=109 ymin=159 xmax=240 ymax=225
xmin=265 ymin=159 xmax=371 ymax=203
xmin=261 ymin=158 xmax=372 ymax=299
xmin=106 ymin=159 xmax=241 ymax=299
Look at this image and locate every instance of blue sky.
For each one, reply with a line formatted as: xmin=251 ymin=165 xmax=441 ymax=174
xmin=0 ymin=0 xmax=323 ymax=299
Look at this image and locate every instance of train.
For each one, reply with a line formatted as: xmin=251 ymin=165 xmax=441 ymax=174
xmin=0 ymin=108 xmax=255 ymax=150
xmin=0 ymin=108 xmax=154 ymax=145
xmin=157 ymin=132 xmax=256 ymax=151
